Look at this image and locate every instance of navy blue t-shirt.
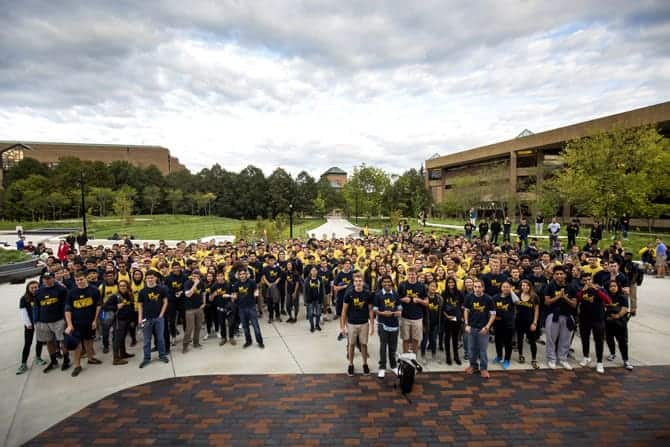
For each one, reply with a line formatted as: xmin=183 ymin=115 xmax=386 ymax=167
xmin=464 ymin=293 xmax=495 ymax=329
xmin=183 ymin=280 xmax=204 ymax=310
xmin=231 ymin=279 xmax=257 ymax=309
xmin=139 ymin=285 xmax=167 ymax=319
xmin=344 ymin=287 xmax=372 ymax=325
xmin=35 ymin=283 xmax=68 ymax=323
xmin=373 ymin=289 xmax=400 ymax=330
xmin=65 ymin=286 xmax=101 ymax=325
xmin=398 ymin=281 xmax=427 ymax=320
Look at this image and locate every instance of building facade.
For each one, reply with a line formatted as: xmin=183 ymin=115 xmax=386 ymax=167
xmin=425 ymin=101 xmax=670 ymax=217
xmin=321 ymin=166 xmax=348 ymax=189
xmin=0 ymin=141 xmax=186 ymax=178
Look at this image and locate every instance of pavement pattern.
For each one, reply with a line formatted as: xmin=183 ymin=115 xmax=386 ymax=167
xmin=27 ymin=366 xmax=670 ymax=446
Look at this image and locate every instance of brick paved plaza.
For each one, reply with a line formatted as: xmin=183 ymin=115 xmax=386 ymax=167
xmin=27 ymin=367 xmax=670 ymax=446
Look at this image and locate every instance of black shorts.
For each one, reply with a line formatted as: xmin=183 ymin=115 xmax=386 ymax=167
xmin=73 ymin=323 xmax=96 ymax=341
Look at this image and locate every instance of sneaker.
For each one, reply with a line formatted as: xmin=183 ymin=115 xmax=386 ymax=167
xmin=159 ymin=356 xmax=169 ymax=364
xmin=230 ymin=338 xmax=237 ymax=346
xmin=258 ymin=343 xmax=265 ymax=349
xmin=71 ymin=366 xmax=82 ymax=377
xmin=139 ymin=360 xmax=151 ymax=368
xmin=113 ymin=358 xmax=128 ymax=365
xmin=193 ymin=344 xmax=203 ymax=349
xmin=102 ymin=347 xmax=110 ymax=354
xmin=454 ymin=357 xmax=462 ymax=365
xmin=16 ymin=363 xmax=28 ymax=375
xmin=216 ymin=333 xmax=222 ymax=339
xmin=606 ymin=354 xmax=616 ymax=362
xmin=44 ymin=362 xmax=58 ymax=373
xmin=316 ymin=326 xmax=322 ymax=331
xmin=624 ymin=361 xmax=634 ymax=371
xmin=493 ymin=356 xmax=502 ymax=364
xmin=391 ymin=367 xmax=399 ymax=375
xmin=502 ymin=360 xmax=510 ymax=370
xmin=219 ymin=339 xmax=227 ymax=346
xmin=363 ymin=364 xmax=370 ymax=375
xmin=347 ymin=365 xmax=354 ymax=376
xmin=531 ymin=360 xmax=539 ymax=370
xmin=480 ymin=370 xmax=490 ymax=379
xmin=88 ymin=358 xmax=103 ymax=365
xmin=377 ymin=369 xmax=386 ymax=379
xmin=560 ymin=360 xmax=573 ymax=371
xmin=203 ymin=334 xmax=209 ymax=340
xmin=465 ymin=366 xmax=474 ymax=375
xmin=35 ymin=358 xmax=47 ymax=366
xmin=310 ymin=327 xmax=315 ymax=333
xmin=518 ymin=355 xmax=525 ymax=364
xmin=182 ymin=346 xmax=189 ymax=354
xmin=548 ymin=361 xmax=556 ymax=369
xmin=579 ymin=357 xmax=592 ymax=367
xmin=596 ymin=363 xmax=605 ymax=374
xmin=337 ymin=333 xmax=344 ymax=341
xmin=243 ymin=341 xmax=252 ymax=349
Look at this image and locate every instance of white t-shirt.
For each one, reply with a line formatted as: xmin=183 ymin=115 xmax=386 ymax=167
xmin=548 ymin=222 xmax=561 ymax=235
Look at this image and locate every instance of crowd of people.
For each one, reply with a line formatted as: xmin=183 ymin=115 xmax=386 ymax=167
xmin=15 ymin=219 xmax=660 ymax=380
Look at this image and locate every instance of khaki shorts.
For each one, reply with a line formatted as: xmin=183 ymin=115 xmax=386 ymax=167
xmin=400 ymin=318 xmax=423 ymax=342
xmin=347 ymin=322 xmax=369 ymax=345
xmin=36 ymin=319 xmax=65 ymax=343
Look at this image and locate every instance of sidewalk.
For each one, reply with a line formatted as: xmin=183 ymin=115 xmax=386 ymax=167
xmin=1 ymin=276 xmax=669 ymax=446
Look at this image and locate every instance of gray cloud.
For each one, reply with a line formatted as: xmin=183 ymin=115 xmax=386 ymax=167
xmin=0 ymin=1 xmax=669 ymax=176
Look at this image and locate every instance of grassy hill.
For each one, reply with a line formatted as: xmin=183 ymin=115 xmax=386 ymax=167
xmin=0 ymin=215 xmax=325 ymax=241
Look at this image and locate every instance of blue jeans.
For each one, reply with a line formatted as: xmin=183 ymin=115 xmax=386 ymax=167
xmin=239 ymin=306 xmax=263 ymax=344
xmin=306 ymin=302 xmax=321 ymax=328
xmin=143 ymin=317 xmax=166 ymax=361
xmin=468 ymin=329 xmax=490 ymax=370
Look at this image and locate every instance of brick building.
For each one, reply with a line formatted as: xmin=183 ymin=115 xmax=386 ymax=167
xmin=321 ymin=166 xmax=348 ymax=189
xmin=0 ymin=141 xmax=186 ymax=181
xmin=425 ymin=101 xmax=670 ymax=218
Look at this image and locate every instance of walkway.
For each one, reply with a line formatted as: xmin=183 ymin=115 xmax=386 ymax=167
xmin=2 ymin=276 xmax=670 ymax=446
xmin=26 ymin=367 xmax=670 ymax=446
xmin=307 ymin=217 xmax=362 ymax=239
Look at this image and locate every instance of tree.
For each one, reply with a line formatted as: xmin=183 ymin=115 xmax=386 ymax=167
xmin=236 ymin=165 xmax=269 ymax=219
xmin=343 ymin=165 xmax=391 ymax=218
xmin=267 ymin=168 xmax=296 ymax=217
xmin=88 ymin=187 xmax=115 ymax=217
xmin=142 ymin=186 xmax=162 ymax=215
xmin=313 ymin=193 xmax=326 ymax=217
xmin=113 ymin=186 xmax=136 ymax=224
xmin=383 ymin=168 xmax=432 ymax=218
xmin=166 ymin=189 xmax=184 ymax=215
xmin=316 ymin=177 xmax=346 ymax=212
xmin=46 ymin=191 xmax=70 ymax=220
xmin=3 ymin=174 xmax=51 ymax=220
xmin=2 ymin=157 xmax=50 ymax=188
xmin=295 ymin=171 xmax=317 ymax=215
xmin=550 ymin=126 xmax=670 ymax=222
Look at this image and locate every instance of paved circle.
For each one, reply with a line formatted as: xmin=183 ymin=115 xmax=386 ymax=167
xmin=27 ymin=367 xmax=670 ymax=446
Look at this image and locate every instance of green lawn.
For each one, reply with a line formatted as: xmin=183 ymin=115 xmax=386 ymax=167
xmin=0 ymin=215 xmax=325 ymax=241
xmin=0 ymin=250 xmax=31 ymax=265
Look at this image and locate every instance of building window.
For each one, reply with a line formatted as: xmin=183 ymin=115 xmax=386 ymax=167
xmin=516 ymin=175 xmax=536 ymax=192
xmin=1 ymin=147 xmax=25 ymax=170
xmin=429 ymin=169 xmax=442 ymax=180
xmin=517 ymin=152 xmax=537 ymax=168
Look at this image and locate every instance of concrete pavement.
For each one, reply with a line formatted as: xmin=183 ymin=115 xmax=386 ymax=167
xmin=1 ymin=276 xmax=669 ymax=446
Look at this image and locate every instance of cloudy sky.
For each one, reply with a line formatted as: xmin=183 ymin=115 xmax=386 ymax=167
xmin=1 ymin=1 xmax=669 ymax=177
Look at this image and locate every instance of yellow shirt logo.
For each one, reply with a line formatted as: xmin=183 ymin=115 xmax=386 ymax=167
xmin=73 ymin=297 xmax=94 ymax=308
xmin=352 ymin=297 xmax=365 ymax=309
xmin=472 ymin=302 xmax=485 ymax=312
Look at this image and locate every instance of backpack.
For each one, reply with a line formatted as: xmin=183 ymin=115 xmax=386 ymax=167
xmin=398 ymin=360 xmax=416 ymax=394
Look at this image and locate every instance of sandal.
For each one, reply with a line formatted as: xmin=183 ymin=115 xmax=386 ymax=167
xmin=531 ymin=360 xmax=539 ymax=370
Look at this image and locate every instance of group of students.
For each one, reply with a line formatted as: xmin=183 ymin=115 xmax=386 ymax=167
xmin=17 ymin=222 xmax=643 ymax=380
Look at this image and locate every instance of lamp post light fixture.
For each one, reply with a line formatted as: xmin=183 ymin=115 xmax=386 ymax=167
xmin=289 ymin=203 xmax=294 ymax=239
xmin=79 ymin=171 xmax=87 ymax=237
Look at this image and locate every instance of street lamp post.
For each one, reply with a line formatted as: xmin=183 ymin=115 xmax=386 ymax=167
xmin=289 ymin=203 xmax=294 ymax=239
xmin=79 ymin=171 xmax=87 ymax=237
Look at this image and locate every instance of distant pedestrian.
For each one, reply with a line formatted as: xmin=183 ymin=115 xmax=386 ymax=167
xmin=655 ymin=238 xmax=667 ymax=278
